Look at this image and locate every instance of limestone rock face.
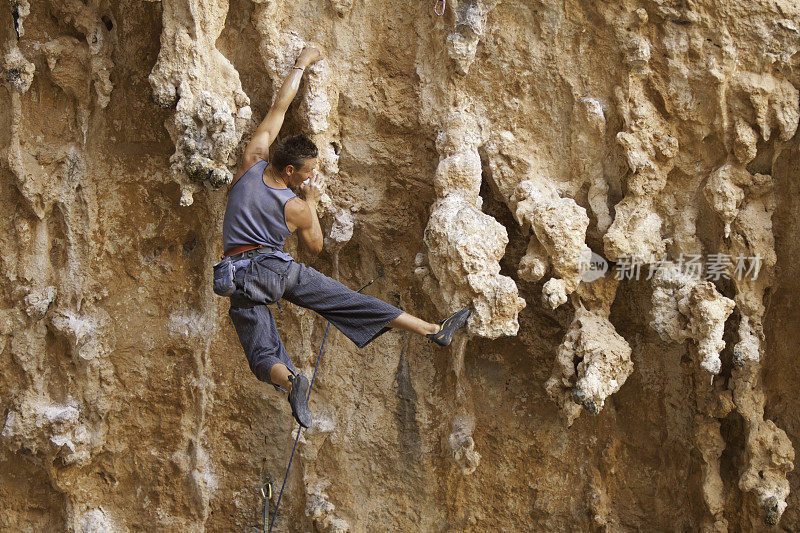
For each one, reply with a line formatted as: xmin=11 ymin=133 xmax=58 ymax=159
xmin=2 ymin=0 xmax=800 ymax=531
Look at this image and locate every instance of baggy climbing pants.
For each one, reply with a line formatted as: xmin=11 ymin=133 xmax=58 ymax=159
xmin=227 ymin=255 xmax=403 ymax=389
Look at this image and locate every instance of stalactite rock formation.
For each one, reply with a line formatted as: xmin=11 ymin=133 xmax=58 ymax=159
xmin=514 ymin=177 xmax=592 ymax=309
xmin=545 ymin=278 xmax=632 ymax=425
xmin=650 ymin=263 xmax=735 ymax=375
xmin=149 ymin=0 xmax=252 ymax=205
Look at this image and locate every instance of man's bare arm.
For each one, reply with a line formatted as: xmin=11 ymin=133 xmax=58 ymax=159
xmin=240 ymin=47 xmax=324 ymax=165
xmin=285 ymin=173 xmax=325 ymax=256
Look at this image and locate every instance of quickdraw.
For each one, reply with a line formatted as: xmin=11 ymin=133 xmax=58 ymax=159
xmin=433 ymin=0 xmax=446 ymax=16
xmin=261 ymin=481 xmax=272 ymax=531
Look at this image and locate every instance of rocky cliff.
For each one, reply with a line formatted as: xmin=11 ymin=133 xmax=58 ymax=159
xmin=2 ymin=0 xmax=799 ymax=531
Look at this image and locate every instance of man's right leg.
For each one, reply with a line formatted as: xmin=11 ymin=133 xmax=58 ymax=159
xmin=228 ymin=303 xmax=297 ymax=387
xmin=228 ymin=303 xmax=313 ymax=427
xmin=269 ymin=363 xmax=292 ymax=391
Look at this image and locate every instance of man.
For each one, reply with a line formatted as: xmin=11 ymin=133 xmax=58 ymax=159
xmin=222 ymin=47 xmax=470 ymax=428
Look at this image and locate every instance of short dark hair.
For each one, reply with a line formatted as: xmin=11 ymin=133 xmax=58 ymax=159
xmin=271 ymin=134 xmax=318 ymax=172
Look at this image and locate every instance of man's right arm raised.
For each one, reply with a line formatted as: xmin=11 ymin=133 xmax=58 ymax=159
xmin=240 ymin=47 xmax=324 ymax=166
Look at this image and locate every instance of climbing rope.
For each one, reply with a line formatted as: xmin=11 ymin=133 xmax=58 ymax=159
xmin=265 ymin=275 xmax=381 ymax=533
xmin=433 ymin=0 xmax=446 ymax=16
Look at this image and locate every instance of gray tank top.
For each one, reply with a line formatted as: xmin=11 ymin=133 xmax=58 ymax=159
xmin=222 ymin=160 xmax=296 ymax=262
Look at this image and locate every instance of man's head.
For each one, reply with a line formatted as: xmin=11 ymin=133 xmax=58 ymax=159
xmin=271 ymin=134 xmax=318 ymax=187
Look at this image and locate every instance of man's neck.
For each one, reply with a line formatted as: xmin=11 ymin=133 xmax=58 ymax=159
xmin=264 ymin=164 xmax=289 ymax=189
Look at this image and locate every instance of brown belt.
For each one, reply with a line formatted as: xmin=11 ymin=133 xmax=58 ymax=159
xmin=221 ymin=244 xmax=266 ymax=260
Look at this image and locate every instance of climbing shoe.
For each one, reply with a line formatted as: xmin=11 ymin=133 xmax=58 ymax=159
xmin=427 ymin=308 xmax=471 ymax=346
xmin=287 ymin=373 xmax=312 ymax=428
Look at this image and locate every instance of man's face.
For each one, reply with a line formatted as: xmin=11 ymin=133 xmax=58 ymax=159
xmin=286 ymin=158 xmax=317 ymax=187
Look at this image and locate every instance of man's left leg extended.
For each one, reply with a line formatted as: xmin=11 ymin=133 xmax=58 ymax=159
xmin=387 ymin=312 xmax=439 ymax=336
xmin=283 ymin=263 xmax=470 ymax=348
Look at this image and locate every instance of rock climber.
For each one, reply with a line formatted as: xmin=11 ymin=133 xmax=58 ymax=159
xmin=220 ymin=47 xmax=471 ymax=428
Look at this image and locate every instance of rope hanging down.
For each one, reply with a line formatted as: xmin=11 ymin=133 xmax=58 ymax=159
xmin=266 ymin=276 xmax=381 ymax=533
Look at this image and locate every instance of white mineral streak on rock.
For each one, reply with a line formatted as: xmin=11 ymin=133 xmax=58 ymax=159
xmin=168 ymin=310 xmax=213 ymax=340
xmin=545 ymin=278 xmax=632 ymax=425
xmin=324 ymin=208 xmax=354 ymax=253
xmin=445 ymin=415 xmax=481 ymax=475
xmin=78 ymin=508 xmax=118 ymax=533
xmin=307 ymin=412 xmax=336 ymax=437
xmin=514 ymin=178 xmax=592 ymax=309
xmin=3 ymin=46 xmax=35 ymax=94
xmin=446 ymin=0 xmax=498 ymax=75
xmin=650 ymin=263 xmax=734 ymax=375
xmin=2 ymin=400 xmax=92 ymax=467
xmin=149 ymin=0 xmax=251 ymax=205
xmin=49 ymin=309 xmax=111 ymax=363
xmin=188 ymin=442 xmax=218 ymax=523
xmin=305 ymin=479 xmax=351 ymax=533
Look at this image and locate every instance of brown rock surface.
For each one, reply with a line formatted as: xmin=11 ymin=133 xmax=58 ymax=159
xmin=2 ymin=0 xmax=799 ymax=531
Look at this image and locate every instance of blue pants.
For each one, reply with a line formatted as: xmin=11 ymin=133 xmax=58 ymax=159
xmin=227 ymin=256 xmax=403 ymax=389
